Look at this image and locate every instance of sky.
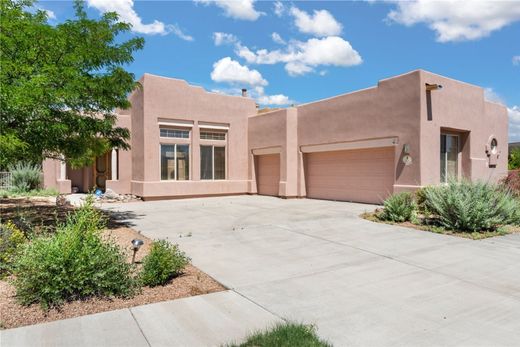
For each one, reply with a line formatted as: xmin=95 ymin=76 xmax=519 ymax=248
xmin=38 ymin=0 xmax=520 ymax=141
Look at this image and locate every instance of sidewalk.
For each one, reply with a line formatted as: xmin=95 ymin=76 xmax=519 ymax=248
xmin=1 ymin=291 xmax=282 ymax=347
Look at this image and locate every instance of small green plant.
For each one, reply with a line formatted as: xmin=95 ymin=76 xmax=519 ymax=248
xmin=0 ymin=188 xmax=59 ymax=198
xmin=508 ymin=147 xmax=520 ymax=170
xmin=140 ymin=240 xmax=190 ymax=287
xmin=423 ymin=180 xmax=519 ymax=232
xmin=12 ymin=196 xmax=137 ymax=309
xmin=8 ymin=162 xmax=42 ymax=192
xmin=227 ymin=322 xmax=332 ymax=347
xmin=0 ymin=221 xmax=27 ymax=278
xmin=379 ymin=192 xmax=416 ymax=222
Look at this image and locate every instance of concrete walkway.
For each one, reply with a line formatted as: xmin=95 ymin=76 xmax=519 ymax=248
xmin=1 ymin=291 xmax=281 ymax=347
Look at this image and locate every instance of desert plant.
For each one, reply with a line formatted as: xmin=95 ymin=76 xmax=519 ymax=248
xmin=500 ymin=171 xmax=520 ymax=198
xmin=12 ymin=196 xmax=137 ymax=309
xmin=140 ymin=240 xmax=190 ymax=287
xmin=379 ymin=192 xmax=416 ymax=222
xmin=0 ymin=221 xmax=27 ymax=278
xmin=8 ymin=162 xmax=42 ymax=192
xmin=423 ymin=180 xmax=519 ymax=232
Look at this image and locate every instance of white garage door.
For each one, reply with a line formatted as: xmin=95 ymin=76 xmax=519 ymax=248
xmin=256 ymin=154 xmax=280 ymax=196
xmin=305 ymin=147 xmax=394 ymax=204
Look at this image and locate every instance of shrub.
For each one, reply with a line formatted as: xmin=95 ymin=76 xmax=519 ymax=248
xmin=509 ymin=148 xmax=520 ymax=170
xmin=423 ymin=180 xmax=519 ymax=232
xmin=500 ymin=171 xmax=520 ymax=198
xmin=0 ymin=221 xmax=27 ymax=278
xmin=8 ymin=162 xmax=41 ymax=192
xmin=140 ymin=240 xmax=190 ymax=287
xmin=379 ymin=192 xmax=416 ymax=222
xmin=12 ymin=196 xmax=137 ymax=309
xmin=228 ymin=322 xmax=332 ymax=347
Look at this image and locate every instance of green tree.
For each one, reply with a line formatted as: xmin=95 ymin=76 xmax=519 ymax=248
xmin=0 ymin=0 xmax=144 ymax=169
xmin=509 ymin=148 xmax=520 ymax=170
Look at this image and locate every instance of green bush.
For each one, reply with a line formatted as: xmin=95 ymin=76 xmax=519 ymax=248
xmin=8 ymin=162 xmax=42 ymax=192
xmin=140 ymin=240 xmax=190 ymax=287
xmin=379 ymin=192 xmax=416 ymax=222
xmin=12 ymin=196 xmax=137 ymax=309
xmin=508 ymin=148 xmax=520 ymax=170
xmin=0 ymin=221 xmax=27 ymax=278
xmin=423 ymin=180 xmax=519 ymax=232
xmin=228 ymin=322 xmax=332 ymax=347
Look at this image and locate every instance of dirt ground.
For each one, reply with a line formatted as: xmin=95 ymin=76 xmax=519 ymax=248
xmin=0 ymin=199 xmax=225 ymax=330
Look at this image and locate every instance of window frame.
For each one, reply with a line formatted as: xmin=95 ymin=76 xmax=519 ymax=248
xmin=159 ymin=127 xmax=190 ymax=139
xmin=200 ymin=131 xmax=226 ymax=141
xmin=160 ymin=143 xmax=190 ymax=181
xmin=200 ymin=145 xmax=226 ymax=180
xmin=440 ymin=133 xmax=459 ymax=183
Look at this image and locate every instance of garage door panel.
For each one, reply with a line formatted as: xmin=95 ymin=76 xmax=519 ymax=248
xmin=256 ymin=154 xmax=280 ymax=196
xmin=305 ymin=147 xmax=394 ymax=204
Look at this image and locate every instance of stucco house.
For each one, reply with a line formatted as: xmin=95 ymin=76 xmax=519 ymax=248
xmin=43 ymin=70 xmax=508 ymax=204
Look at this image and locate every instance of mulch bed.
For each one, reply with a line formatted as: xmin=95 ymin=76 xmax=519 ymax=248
xmin=0 ymin=199 xmax=225 ymax=330
xmin=362 ymin=211 xmax=520 ymax=240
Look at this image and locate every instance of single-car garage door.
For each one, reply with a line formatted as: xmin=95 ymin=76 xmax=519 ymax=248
xmin=256 ymin=154 xmax=280 ymax=196
xmin=305 ymin=147 xmax=394 ymax=204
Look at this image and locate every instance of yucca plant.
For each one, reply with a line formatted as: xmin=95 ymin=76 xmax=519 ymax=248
xmin=379 ymin=192 xmax=416 ymax=222
xmin=8 ymin=162 xmax=42 ymax=192
xmin=423 ymin=179 xmax=519 ymax=232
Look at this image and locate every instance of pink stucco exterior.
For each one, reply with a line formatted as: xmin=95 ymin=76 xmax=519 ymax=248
xmin=43 ymin=70 xmax=508 ymax=203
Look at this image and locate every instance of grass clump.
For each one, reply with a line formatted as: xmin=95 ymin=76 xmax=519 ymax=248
xmin=378 ymin=192 xmax=416 ymax=222
xmin=12 ymin=196 xmax=137 ymax=309
xmin=228 ymin=322 xmax=332 ymax=347
xmin=140 ymin=239 xmax=190 ymax=287
xmin=8 ymin=162 xmax=42 ymax=192
xmin=0 ymin=188 xmax=59 ymax=198
xmin=423 ymin=180 xmax=519 ymax=232
xmin=0 ymin=221 xmax=27 ymax=278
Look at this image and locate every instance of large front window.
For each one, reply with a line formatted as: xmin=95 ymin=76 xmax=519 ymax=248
xmin=440 ymin=134 xmax=458 ymax=183
xmin=200 ymin=145 xmax=225 ymax=180
xmin=161 ymin=144 xmax=189 ymax=180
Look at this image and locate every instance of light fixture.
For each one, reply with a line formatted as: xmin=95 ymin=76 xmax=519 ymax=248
xmin=131 ymin=239 xmax=144 ymax=263
xmin=425 ymin=83 xmax=443 ymax=91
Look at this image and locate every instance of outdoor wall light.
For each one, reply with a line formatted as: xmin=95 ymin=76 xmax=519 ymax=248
xmin=131 ymin=239 xmax=144 ymax=263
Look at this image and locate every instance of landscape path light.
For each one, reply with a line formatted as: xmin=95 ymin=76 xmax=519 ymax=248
xmin=131 ymin=239 xmax=144 ymax=263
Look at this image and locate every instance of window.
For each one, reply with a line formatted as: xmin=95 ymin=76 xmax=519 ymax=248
xmin=490 ymin=138 xmax=498 ymax=154
xmin=440 ymin=134 xmax=458 ymax=183
xmin=160 ymin=128 xmax=190 ymax=139
xmin=200 ymin=145 xmax=225 ymax=180
xmin=200 ymin=131 xmax=226 ymax=140
xmin=161 ymin=144 xmax=189 ymax=180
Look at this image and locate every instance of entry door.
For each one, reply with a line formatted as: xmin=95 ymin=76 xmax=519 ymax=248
xmin=440 ymin=134 xmax=459 ymax=183
xmin=93 ymin=153 xmax=111 ymax=191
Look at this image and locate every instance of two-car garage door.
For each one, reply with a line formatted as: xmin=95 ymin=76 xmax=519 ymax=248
xmin=304 ymin=147 xmax=394 ymax=204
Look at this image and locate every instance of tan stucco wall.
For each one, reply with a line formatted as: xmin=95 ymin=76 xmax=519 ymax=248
xmin=130 ymin=74 xmax=257 ymax=199
xmin=418 ymin=71 xmax=508 ymax=185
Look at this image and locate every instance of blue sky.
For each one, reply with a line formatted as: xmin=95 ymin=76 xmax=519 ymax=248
xmin=40 ymin=1 xmax=520 ymax=141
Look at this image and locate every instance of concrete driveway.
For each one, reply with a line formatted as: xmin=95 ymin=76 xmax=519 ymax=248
xmin=104 ymin=195 xmax=520 ymax=346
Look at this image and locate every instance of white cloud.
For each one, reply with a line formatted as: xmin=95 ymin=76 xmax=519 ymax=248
xmin=387 ymin=0 xmax=520 ymax=42
xmin=87 ymin=0 xmax=193 ymax=40
xmin=273 ymin=1 xmax=285 ymax=17
xmin=484 ymin=88 xmax=505 ymax=105
xmin=210 ymin=57 xmax=267 ymax=86
xmin=513 ymin=56 xmax=520 ymax=66
xmin=213 ymin=32 xmax=238 ymax=46
xmin=509 ymin=106 xmax=520 ymax=142
xmin=196 ymin=0 xmax=263 ymax=21
xmin=289 ymin=6 xmax=343 ymax=36
xmin=43 ymin=8 xmax=56 ymax=20
xmin=253 ymin=87 xmax=294 ymax=106
xmin=271 ymin=32 xmax=286 ymax=45
xmin=236 ymin=36 xmax=362 ymax=76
